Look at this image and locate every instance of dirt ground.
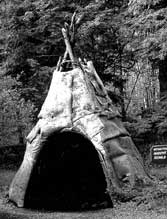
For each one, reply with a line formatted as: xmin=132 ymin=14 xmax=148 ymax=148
xmin=1 ymin=167 xmax=167 ymax=219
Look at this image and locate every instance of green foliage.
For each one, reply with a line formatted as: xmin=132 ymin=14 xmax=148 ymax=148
xmin=0 ymin=72 xmax=36 ymax=146
xmin=0 ymin=0 xmax=133 ymax=117
xmin=74 ymin=1 xmax=135 ymax=118
xmin=125 ymin=99 xmax=167 ymax=156
xmin=127 ymin=0 xmax=167 ymax=61
xmin=1 ymin=0 xmax=71 ymax=109
xmin=0 ymin=0 xmax=167 ymax=147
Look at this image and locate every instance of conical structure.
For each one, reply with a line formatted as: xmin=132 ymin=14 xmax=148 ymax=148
xmin=9 ymin=21 xmax=151 ymax=209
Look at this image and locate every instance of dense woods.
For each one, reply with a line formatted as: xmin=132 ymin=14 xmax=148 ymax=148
xmin=0 ymin=0 xmax=167 ymax=153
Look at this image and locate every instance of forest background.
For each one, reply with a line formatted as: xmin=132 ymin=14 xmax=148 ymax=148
xmin=0 ymin=0 xmax=167 ymax=158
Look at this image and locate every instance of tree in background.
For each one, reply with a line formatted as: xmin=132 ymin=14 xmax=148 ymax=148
xmin=1 ymin=0 xmax=167 ymax=113
xmin=127 ymin=0 xmax=167 ymax=99
xmin=73 ymin=0 xmax=136 ymax=119
xmin=0 ymin=69 xmax=35 ymax=147
xmin=0 ymin=0 xmax=135 ymax=119
xmin=1 ymin=0 xmax=167 ymax=147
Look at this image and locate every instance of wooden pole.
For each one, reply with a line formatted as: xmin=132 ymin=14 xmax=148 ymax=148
xmin=59 ymin=50 xmax=68 ymax=71
xmin=87 ymin=61 xmax=111 ymax=102
xmin=55 ymin=56 xmax=62 ymax=71
xmin=62 ymin=27 xmax=76 ymax=69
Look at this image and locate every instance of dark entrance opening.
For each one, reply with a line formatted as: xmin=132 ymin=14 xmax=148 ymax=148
xmin=25 ymin=131 xmax=112 ymax=211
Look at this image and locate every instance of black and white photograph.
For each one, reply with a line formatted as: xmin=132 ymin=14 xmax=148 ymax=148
xmin=0 ymin=0 xmax=167 ymax=218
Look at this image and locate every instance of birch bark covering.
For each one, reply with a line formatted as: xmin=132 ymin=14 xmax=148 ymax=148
xmin=9 ymin=64 xmax=151 ymax=208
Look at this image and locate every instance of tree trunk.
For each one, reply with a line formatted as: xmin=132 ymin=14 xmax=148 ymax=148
xmin=159 ymin=58 xmax=167 ymax=99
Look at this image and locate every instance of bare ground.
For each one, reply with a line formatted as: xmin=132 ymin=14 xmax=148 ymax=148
xmin=1 ymin=167 xmax=167 ymax=219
